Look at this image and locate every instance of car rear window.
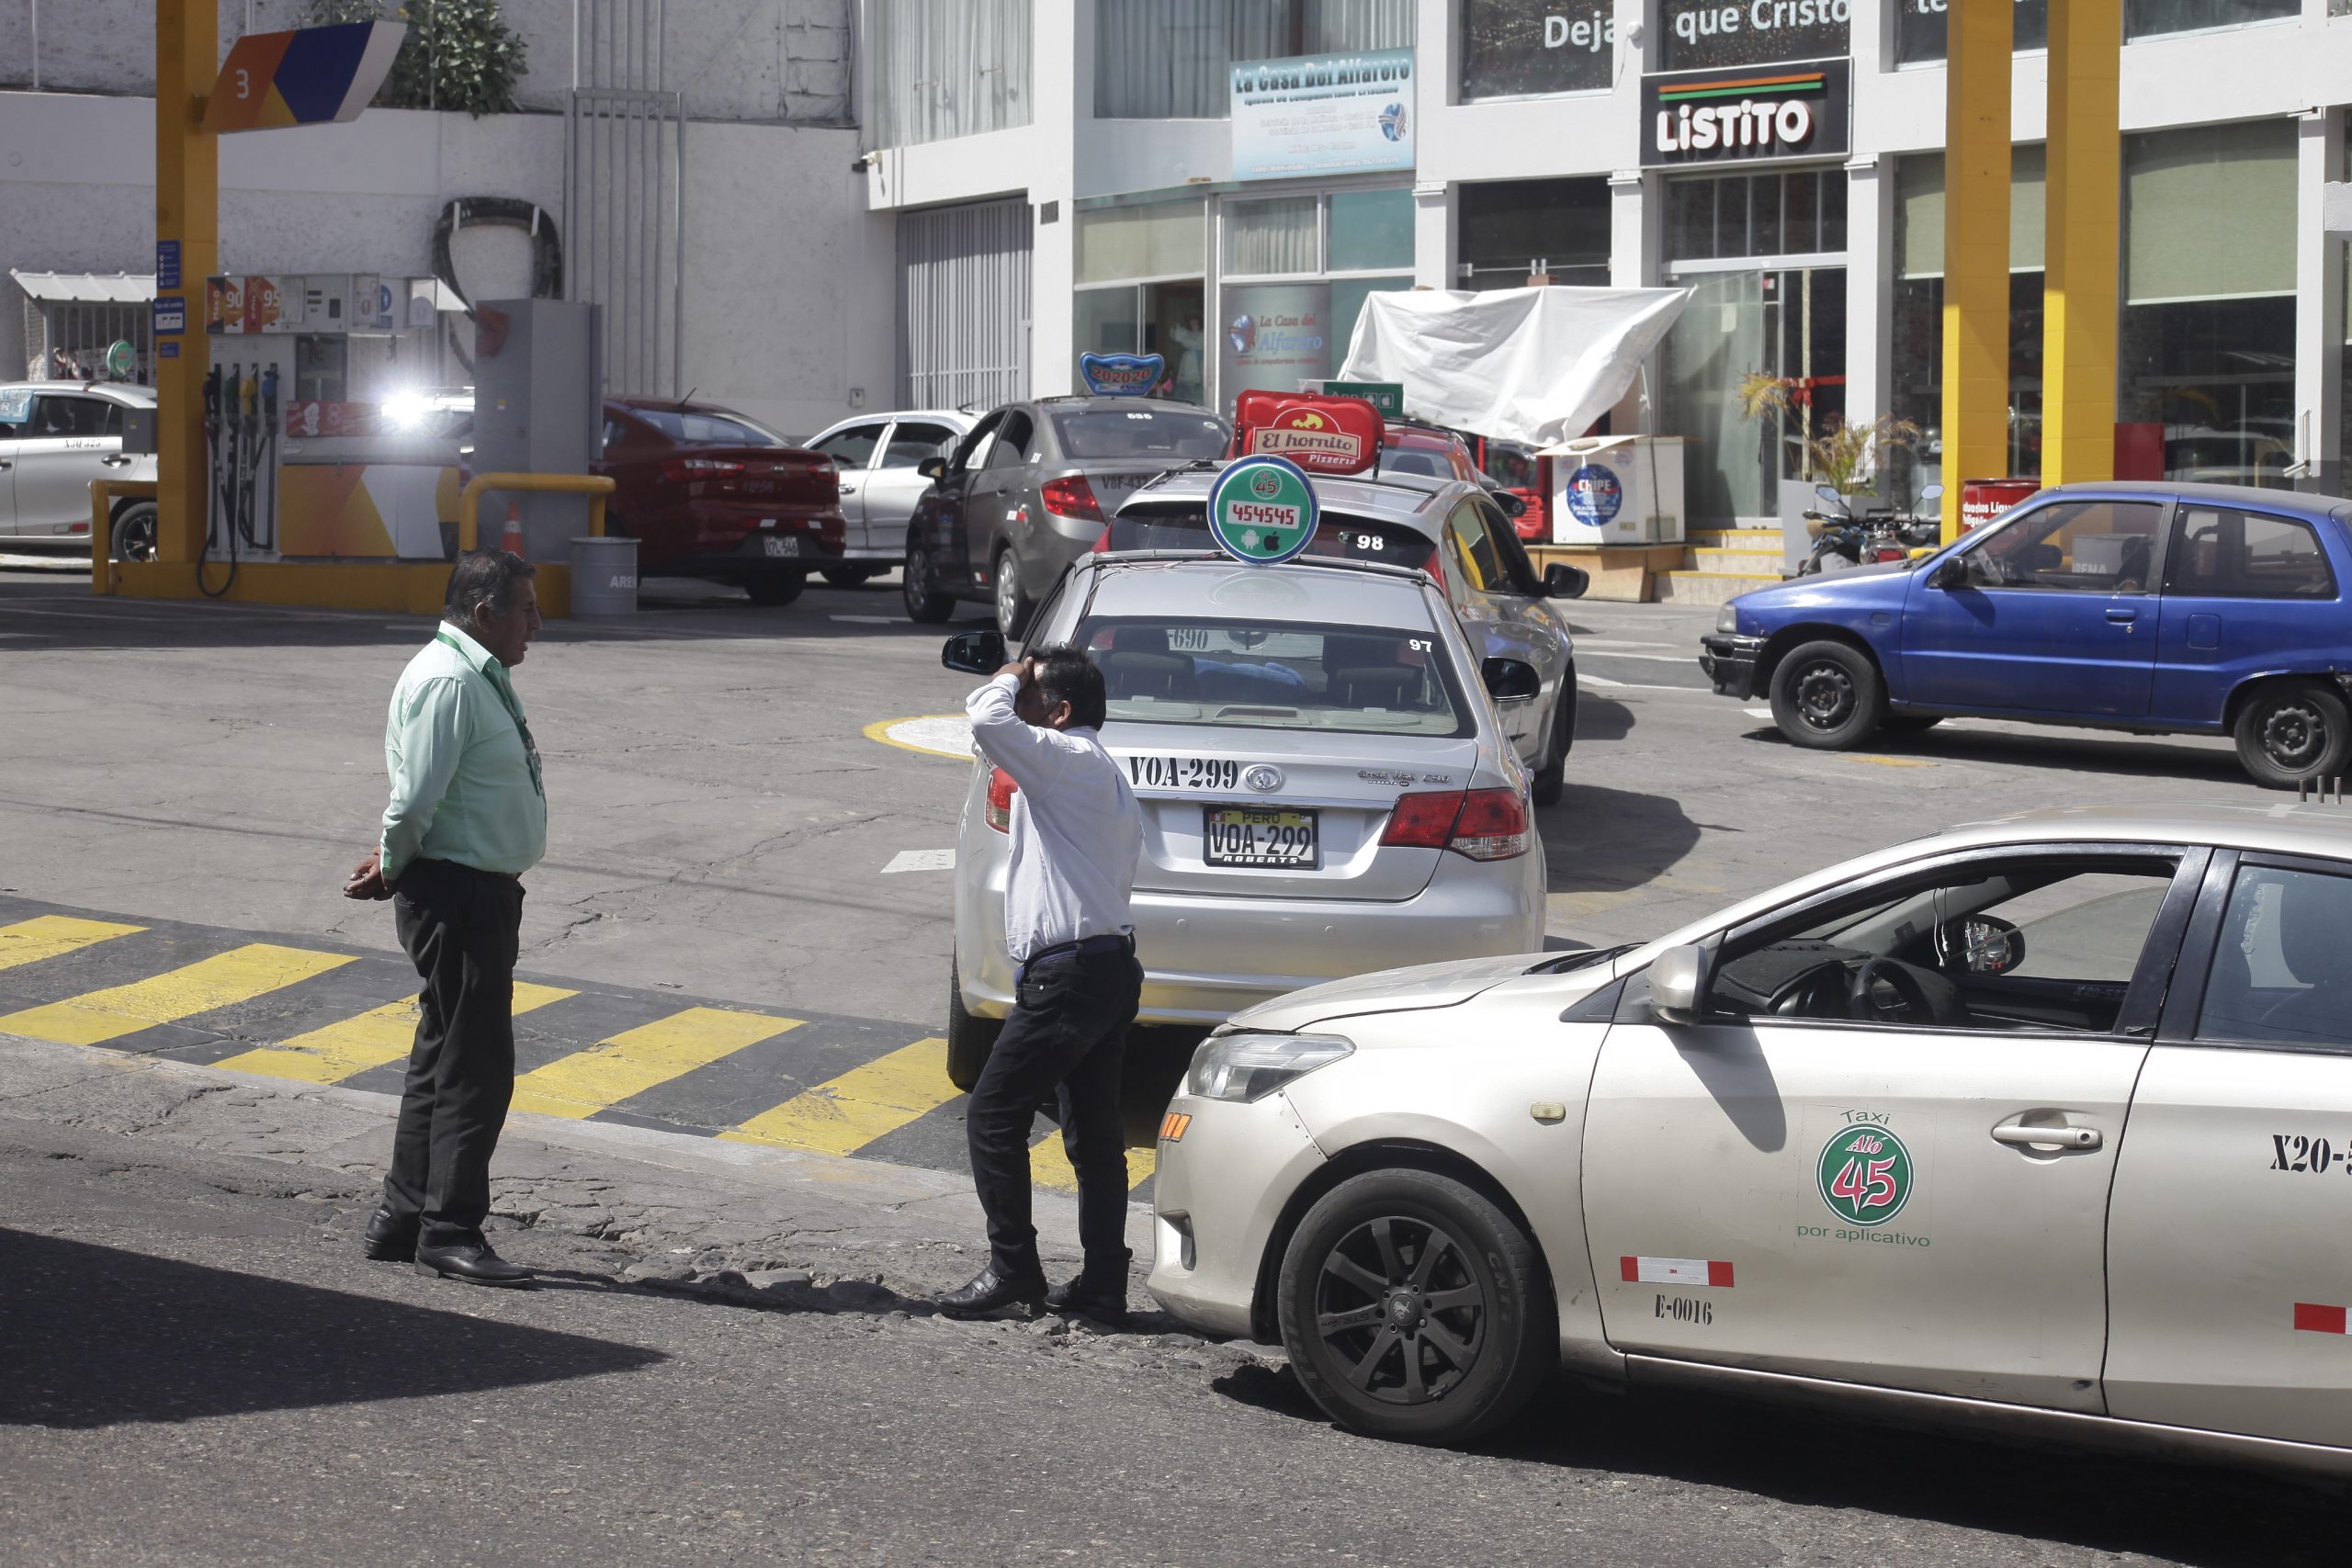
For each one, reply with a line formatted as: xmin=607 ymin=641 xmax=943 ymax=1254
xmin=633 ymin=408 xmax=788 ymax=448
xmin=1106 ymin=503 xmax=1438 ymax=572
xmin=1051 ymin=408 xmax=1229 ymax=461
xmin=1073 ymin=616 xmax=1471 ymax=739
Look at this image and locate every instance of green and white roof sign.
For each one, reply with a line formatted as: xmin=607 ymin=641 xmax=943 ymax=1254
xmin=1208 ymin=456 xmax=1319 ymax=566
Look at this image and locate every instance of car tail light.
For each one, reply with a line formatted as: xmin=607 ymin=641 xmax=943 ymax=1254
xmin=985 ymin=767 xmax=1017 ymax=831
xmin=1447 ymin=788 xmax=1530 ymax=861
xmin=1378 ymin=788 xmax=1529 ymax=860
xmin=1042 ymin=475 xmax=1106 ymax=522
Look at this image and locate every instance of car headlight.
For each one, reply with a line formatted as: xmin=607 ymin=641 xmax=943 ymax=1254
xmin=1184 ymin=1032 xmax=1353 ymax=1103
xmin=1715 ymin=604 xmax=1740 ymax=634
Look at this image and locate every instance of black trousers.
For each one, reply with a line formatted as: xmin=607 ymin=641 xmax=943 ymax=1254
xmin=381 ymin=858 xmax=525 ymax=1248
xmin=966 ymin=948 xmax=1142 ymax=1279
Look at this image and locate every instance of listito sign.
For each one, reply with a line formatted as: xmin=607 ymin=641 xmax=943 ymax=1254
xmin=1640 ymin=57 xmax=1849 ymax=166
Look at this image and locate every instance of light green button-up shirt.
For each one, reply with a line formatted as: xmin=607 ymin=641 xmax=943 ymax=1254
xmin=379 ymin=624 xmax=548 ymax=883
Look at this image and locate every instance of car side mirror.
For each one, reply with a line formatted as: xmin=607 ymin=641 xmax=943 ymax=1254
xmin=1481 ymin=657 xmax=1542 ymax=702
xmin=1931 ymin=556 xmax=1970 ymax=591
xmin=917 ymin=457 xmax=946 ymax=482
xmin=1543 ymin=562 xmax=1588 ymax=600
xmin=942 ymin=629 xmax=1007 ymax=674
xmin=1650 ymin=944 xmax=1713 ymax=1026
xmin=1495 ymin=491 xmax=1527 ymax=519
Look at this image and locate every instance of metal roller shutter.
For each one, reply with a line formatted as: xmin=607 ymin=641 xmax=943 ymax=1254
xmin=896 ymin=199 xmax=1032 ymax=411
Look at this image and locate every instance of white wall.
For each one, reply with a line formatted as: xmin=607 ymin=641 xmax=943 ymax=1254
xmin=0 ymin=88 xmax=892 ymax=438
xmin=0 ymin=0 xmax=852 ymax=125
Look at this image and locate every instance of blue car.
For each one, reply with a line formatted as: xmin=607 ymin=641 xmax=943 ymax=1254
xmin=1699 ymin=481 xmax=2352 ymax=788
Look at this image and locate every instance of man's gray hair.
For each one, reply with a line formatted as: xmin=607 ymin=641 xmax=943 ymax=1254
xmin=443 ymin=549 xmax=537 ymax=624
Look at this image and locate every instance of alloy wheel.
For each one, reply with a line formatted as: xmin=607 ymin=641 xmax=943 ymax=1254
xmin=1794 ymin=660 xmax=1856 ymax=731
xmin=994 ymin=558 xmax=1021 ymax=635
xmin=1312 ymin=1214 xmax=1488 ymax=1406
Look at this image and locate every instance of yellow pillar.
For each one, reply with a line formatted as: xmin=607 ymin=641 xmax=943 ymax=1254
xmin=1939 ymin=0 xmax=2013 ymax=541
xmin=154 ymin=0 xmax=217 ymax=565
xmin=2042 ymin=0 xmax=2122 ymax=485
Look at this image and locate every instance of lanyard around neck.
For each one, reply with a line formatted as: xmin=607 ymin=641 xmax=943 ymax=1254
xmin=434 ymin=630 xmax=543 ymax=797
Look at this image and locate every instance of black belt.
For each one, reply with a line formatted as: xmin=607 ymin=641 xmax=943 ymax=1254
xmin=1017 ymin=932 xmax=1134 ymax=984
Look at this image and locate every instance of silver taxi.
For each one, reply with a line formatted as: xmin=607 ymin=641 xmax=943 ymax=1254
xmin=1149 ymin=800 xmax=2352 ymax=1473
xmin=0 ymin=380 xmax=157 ymax=557
xmin=939 ymin=551 xmax=1548 ymax=1088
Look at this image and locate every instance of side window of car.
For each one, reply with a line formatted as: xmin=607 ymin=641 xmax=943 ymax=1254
xmin=1479 ymin=499 xmax=1542 ymax=593
xmin=2164 ymin=506 xmax=2338 ymax=601
xmin=600 ymin=417 xmax=623 ymax=455
xmin=35 ymin=396 xmax=108 ymax=438
xmin=1964 ymin=501 xmax=2165 ymax=592
xmin=949 ymin=414 xmax=1002 ymax=477
xmin=1702 ymin=855 xmax=2179 ymax=1035
xmin=880 ymin=422 xmax=957 ymax=468
xmin=2195 ymin=863 xmax=2352 ymax=1048
xmin=103 ymin=403 xmax=124 ymax=437
xmin=1446 ymin=499 xmax=1502 ymax=592
xmin=985 ymin=412 xmax=1035 ymax=470
xmin=810 ymin=423 xmax=884 ymax=469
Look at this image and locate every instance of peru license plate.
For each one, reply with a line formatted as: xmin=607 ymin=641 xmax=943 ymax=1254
xmin=1204 ymin=807 xmax=1317 ymax=869
xmin=762 ymin=534 xmax=800 ymax=558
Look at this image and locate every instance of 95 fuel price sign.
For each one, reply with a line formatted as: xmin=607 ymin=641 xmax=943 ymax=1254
xmin=1207 ymin=455 xmax=1319 ymax=566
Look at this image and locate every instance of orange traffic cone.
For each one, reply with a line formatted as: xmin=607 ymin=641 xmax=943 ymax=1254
xmin=499 ymin=501 xmax=526 ymax=558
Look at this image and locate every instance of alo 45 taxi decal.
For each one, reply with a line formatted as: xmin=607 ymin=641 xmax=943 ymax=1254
xmin=1815 ymin=1125 xmax=1915 ymax=1227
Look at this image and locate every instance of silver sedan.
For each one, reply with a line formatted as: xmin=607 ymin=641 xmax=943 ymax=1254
xmin=940 ymin=550 xmax=1548 ymax=1089
xmin=1148 ymin=800 xmax=2352 ymax=1474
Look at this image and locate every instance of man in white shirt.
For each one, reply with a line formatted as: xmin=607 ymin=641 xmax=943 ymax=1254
xmin=937 ymin=647 xmax=1144 ymax=1323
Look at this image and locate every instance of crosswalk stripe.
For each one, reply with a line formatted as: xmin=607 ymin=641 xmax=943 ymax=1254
xmin=1027 ymin=1127 xmax=1158 ymax=1194
xmin=210 ymin=981 xmax=579 ymax=1086
xmin=509 ymin=1005 xmax=800 ymax=1120
xmin=0 ymin=915 xmax=145 ymax=972
xmin=716 ymin=1035 xmax=956 ymax=1156
xmin=0 ymin=942 xmax=357 ymax=1046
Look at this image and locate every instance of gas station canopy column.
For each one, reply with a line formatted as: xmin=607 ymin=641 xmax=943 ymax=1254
xmin=2042 ymin=0 xmax=2125 ymax=487
xmin=1939 ymin=0 xmax=2013 ymax=542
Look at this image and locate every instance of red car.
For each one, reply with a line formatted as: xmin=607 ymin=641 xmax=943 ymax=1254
xmin=596 ymin=396 xmax=845 ymax=604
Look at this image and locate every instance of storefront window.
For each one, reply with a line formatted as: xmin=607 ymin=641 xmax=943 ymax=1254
xmin=1094 ymin=0 xmax=1414 ymax=118
xmin=2120 ymin=120 xmax=2296 ymax=488
xmin=1075 ymin=199 xmax=1210 ymax=404
xmin=1458 ymin=0 xmax=1613 ymax=100
xmin=1894 ymin=0 xmax=2048 ymax=66
xmin=1226 ymin=197 xmax=1322 ymax=275
xmin=1077 ymin=200 xmax=1207 ymax=284
xmin=869 ymin=0 xmax=1033 ymax=149
xmin=1458 ymin=177 xmax=1611 ymax=288
xmin=1887 ymin=149 xmax=2048 ymax=496
xmin=1212 ymin=187 xmax=1412 ymax=410
xmin=1329 ymin=189 xmax=1414 ymax=271
xmin=1657 ymin=0 xmax=1849 ymax=73
xmin=1660 ymin=169 xmax=1849 ymax=522
xmin=2125 ymin=0 xmax=2297 ymax=40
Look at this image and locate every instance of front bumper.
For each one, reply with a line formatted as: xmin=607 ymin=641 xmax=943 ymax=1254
xmin=1699 ymin=633 xmax=1765 ymax=700
xmin=1148 ymin=1089 xmax=1328 ymax=1341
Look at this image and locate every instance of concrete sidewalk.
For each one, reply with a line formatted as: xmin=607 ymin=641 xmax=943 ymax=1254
xmin=0 ymin=1032 xmax=1163 ymax=1312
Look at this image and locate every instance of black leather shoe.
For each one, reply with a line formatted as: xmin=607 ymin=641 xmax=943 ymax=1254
xmin=934 ymin=1262 xmax=1047 ymax=1318
xmin=1046 ymin=1248 xmax=1132 ymax=1326
xmin=364 ymin=1208 xmax=417 ymax=1263
xmin=414 ymin=1238 xmax=533 ymax=1287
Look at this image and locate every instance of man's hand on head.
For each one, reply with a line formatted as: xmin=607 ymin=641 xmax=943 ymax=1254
xmin=995 ymin=658 xmax=1031 ymax=681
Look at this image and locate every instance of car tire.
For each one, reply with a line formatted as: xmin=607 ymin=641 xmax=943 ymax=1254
xmin=945 ymin=958 xmax=1001 ymax=1092
xmin=2233 ymin=681 xmax=2352 ymax=789
xmin=1880 ymin=714 xmax=1943 ymax=735
xmin=745 ymin=570 xmax=806 ymax=607
xmin=110 ymin=502 xmax=159 ymax=564
xmin=993 ymin=547 xmax=1035 ymax=641
xmin=1531 ymin=685 xmax=1574 ymax=808
xmin=1769 ymin=639 xmax=1886 ymax=750
xmin=820 ymin=564 xmax=879 ymax=589
xmin=903 ymin=536 xmax=956 ymax=624
xmin=1278 ymin=1169 xmax=1555 ymax=1446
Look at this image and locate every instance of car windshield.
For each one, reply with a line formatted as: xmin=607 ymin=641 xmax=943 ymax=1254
xmin=1073 ymin=616 xmax=1471 ymax=738
xmin=632 ymin=407 xmax=789 ymax=448
xmin=1051 ymin=408 xmax=1229 ymax=461
xmin=1106 ymin=503 xmax=1438 ymax=572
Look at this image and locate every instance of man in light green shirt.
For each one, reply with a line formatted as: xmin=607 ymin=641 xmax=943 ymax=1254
xmin=345 ymin=550 xmax=547 ymax=1288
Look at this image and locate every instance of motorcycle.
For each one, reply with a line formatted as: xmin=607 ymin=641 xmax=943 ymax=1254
xmin=1797 ymin=483 xmax=1945 ymax=576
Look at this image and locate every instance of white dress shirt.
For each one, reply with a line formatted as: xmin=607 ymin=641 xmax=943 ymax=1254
xmin=967 ymin=672 xmax=1141 ymax=964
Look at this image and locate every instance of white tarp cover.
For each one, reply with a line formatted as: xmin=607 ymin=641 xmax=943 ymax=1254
xmin=1336 ymin=285 xmax=1691 ymax=449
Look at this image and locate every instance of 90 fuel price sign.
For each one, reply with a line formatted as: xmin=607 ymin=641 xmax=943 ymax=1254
xmin=1207 ymin=455 xmax=1319 ymax=566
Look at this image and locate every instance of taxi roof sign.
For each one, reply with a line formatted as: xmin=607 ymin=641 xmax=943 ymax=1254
xmin=1079 ymin=352 xmax=1164 ymax=397
xmin=1208 ymin=455 xmax=1320 ymax=566
xmin=1230 ymin=390 xmax=1385 ymax=477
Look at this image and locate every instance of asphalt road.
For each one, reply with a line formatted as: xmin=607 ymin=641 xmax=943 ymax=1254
xmin=3 ymin=1114 xmax=2340 ymax=1568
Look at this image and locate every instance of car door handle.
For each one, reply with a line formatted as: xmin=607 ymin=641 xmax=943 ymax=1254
xmin=2104 ymin=608 xmax=2137 ymax=624
xmin=839 ymin=483 xmax=858 ymax=495
xmin=1991 ymin=1119 xmax=2101 ymax=1151
xmin=101 ymin=455 xmax=134 ymax=467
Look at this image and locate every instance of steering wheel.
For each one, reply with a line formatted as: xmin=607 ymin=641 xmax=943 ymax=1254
xmin=1849 ymin=957 xmax=1938 ymax=1024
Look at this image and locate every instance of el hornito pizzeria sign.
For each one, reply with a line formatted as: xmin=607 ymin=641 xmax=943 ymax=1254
xmin=1640 ymin=55 xmax=1850 ymax=166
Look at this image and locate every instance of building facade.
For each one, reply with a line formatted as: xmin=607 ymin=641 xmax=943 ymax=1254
xmin=860 ymin=0 xmax=2352 ymax=520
